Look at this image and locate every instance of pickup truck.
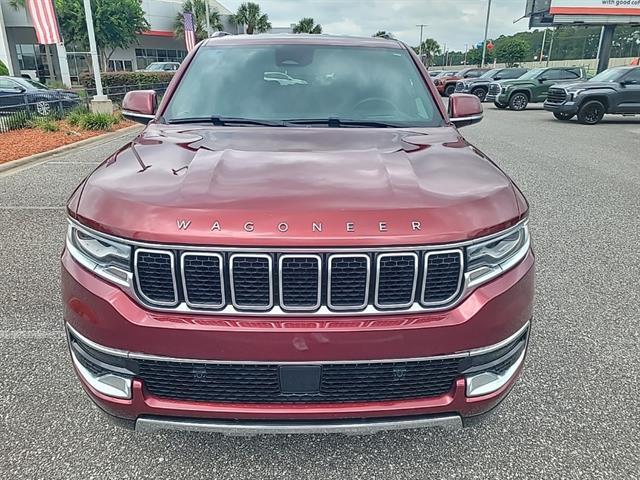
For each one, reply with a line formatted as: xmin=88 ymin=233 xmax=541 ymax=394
xmin=434 ymin=67 xmax=490 ymax=96
xmin=544 ymin=66 xmax=640 ymax=124
xmin=487 ymin=66 xmax=588 ymax=111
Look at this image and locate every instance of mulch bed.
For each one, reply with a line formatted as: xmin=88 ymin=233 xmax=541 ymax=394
xmin=0 ymin=119 xmax=135 ymax=165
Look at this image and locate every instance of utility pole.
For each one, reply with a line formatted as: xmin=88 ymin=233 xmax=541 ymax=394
xmin=539 ymin=28 xmax=547 ymax=64
xmin=480 ymin=0 xmax=492 ymax=68
xmin=417 ymin=24 xmax=427 ymax=64
xmin=83 ymin=0 xmax=112 ymax=113
xmin=464 ymin=43 xmax=468 ymax=65
xmin=546 ymin=27 xmax=556 ymax=67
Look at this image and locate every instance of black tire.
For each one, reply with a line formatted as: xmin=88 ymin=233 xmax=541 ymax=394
xmin=508 ymin=92 xmax=529 ymax=111
xmin=577 ymin=100 xmax=605 ymax=125
xmin=494 ymin=101 xmax=508 ymax=109
xmin=471 ymin=87 xmax=487 ymax=102
xmin=444 ymin=84 xmax=456 ymax=97
xmin=553 ymin=112 xmax=574 ymax=121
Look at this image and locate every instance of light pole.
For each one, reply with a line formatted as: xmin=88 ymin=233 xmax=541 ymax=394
xmin=417 ymin=24 xmax=427 ymax=64
xmin=464 ymin=43 xmax=468 ymax=65
xmin=539 ymin=29 xmax=547 ymax=64
xmin=205 ymin=0 xmax=211 ymax=36
xmin=480 ymin=0 xmax=492 ymax=68
xmin=82 ymin=0 xmax=112 ymax=113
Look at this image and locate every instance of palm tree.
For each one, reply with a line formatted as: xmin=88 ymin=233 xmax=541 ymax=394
xmin=174 ymin=0 xmax=224 ymax=41
xmin=418 ymin=38 xmax=442 ymax=66
xmin=232 ymin=2 xmax=271 ymax=35
xmin=292 ymin=18 xmax=322 ymax=34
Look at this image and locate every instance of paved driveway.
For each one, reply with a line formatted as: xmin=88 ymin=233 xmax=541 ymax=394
xmin=1 ymin=108 xmax=638 ymax=479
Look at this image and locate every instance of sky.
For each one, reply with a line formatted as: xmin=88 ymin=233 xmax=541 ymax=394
xmin=222 ymin=0 xmax=532 ymax=52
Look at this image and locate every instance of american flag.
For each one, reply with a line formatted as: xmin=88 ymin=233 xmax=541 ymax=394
xmin=183 ymin=12 xmax=196 ymax=52
xmin=26 ymin=0 xmax=62 ymax=45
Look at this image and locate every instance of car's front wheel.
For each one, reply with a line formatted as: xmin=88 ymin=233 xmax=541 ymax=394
xmin=553 ymin=112 xmax=574 ymax=121
xmin=508 ymin=93 xmax=529 ymax=111
xmin=444 ymin=84 xmax=456 ymax=97
xmin=577 ymin=100 xmax=605 ymax=125
xmin=471 ymin=87 xmax=487 ymax=102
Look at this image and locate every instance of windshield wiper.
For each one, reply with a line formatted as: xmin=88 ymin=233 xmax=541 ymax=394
xmin=167 ymin=116 xmax=286 ymax=127
xmin=285 ymin=118 xmax=400 ymax=128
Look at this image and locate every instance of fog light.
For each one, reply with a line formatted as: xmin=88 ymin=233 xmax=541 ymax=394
xmin=465 ymin=347 xmax=526 ymax=397
xmin=70 ymin=349 xmax=132 ymax=399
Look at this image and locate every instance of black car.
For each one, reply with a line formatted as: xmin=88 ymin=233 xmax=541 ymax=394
xmin=0 ymin=76 xmax=80 ymax=116
xmin=455 ymin=68 xmax=528 ymax=101
xmin=543 ymin=66 xmax=640 ymax=124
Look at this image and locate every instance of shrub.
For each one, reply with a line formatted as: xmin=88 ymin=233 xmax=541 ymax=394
xmin=66 ymin=105 xmax=90 ymax=127
xmin=0 ymin=59 xmax=8 ymax=76
xmin=46 ymin=79 xmax=69 ymax=89
xmin=27 ymin=116 xmax=60 ymax=132
xmin=79 ymin=71 xmax=174 ymax=89
xmin=79 ymin=112 xmax=117 ymax=130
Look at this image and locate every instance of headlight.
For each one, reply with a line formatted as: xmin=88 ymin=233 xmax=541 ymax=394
xmin=434 ymin=79 xmax=441 ymax=86
xmin=466 ymin=222 xmax=530 ymax=288
xmin=66 ymin=222 xmax=132 ymax=286
xmin=502 ymin=84 xmax=513 ymax=92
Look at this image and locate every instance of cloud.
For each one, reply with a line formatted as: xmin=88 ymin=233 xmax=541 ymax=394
xmin=222 ymin=0 xmax=529 ymax=51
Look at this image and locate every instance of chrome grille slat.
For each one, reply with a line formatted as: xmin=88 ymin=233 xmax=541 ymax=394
xmin=327 ymin=254 xmax=371 ymax=310
xmin=229 ymin=254 xmax=273 ymax=311
xmin=422 ymin=250 xmax=464 ymax=306
xmin=133 ymin=248 xmax=465 ymax=314
xmin=279 ymin=254 xmax=322 ymax=311
xmin=181 ymin=252 xmax=224 ymax=309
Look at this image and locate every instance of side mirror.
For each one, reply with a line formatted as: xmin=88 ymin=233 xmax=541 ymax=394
xmin=122 ymin=90 xmax=157 ymax=124
xmin=621 ymin=79 xmax=638 ymax=86
xmin=538 ymin=77 xmax=546 ymax=83
xmin=448 ymin=93 xmax=483 ymax=128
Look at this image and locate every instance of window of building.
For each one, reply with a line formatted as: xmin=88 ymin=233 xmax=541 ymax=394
xmin=108 ymin=59 xmax=134 ymax=72
xmin=135 ymin=48 xmax=186 ymax=70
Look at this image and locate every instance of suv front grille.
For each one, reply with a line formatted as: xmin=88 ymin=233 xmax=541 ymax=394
xmin=488 ymin=83 xmax=501 ymax=96
xmin=547 ymin=88 xmax=567 ymax=104
xmin=134 ymin=248 xmax=465 ymax=314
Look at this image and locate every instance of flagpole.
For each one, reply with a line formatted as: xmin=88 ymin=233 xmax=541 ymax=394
xmin=82 ymin=0 xmax=112 ymax=113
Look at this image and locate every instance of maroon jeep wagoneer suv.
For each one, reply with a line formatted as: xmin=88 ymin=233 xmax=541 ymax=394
xmin=62 ymin=34 xmax=533 ymax=434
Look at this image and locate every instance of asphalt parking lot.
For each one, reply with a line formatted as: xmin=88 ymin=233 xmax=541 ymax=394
xmin=1 ymin=105 xmax=639 ymax=479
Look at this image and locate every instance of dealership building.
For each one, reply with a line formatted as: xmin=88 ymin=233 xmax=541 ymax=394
xmin=0 ymin=0 xmax=290 ymax=85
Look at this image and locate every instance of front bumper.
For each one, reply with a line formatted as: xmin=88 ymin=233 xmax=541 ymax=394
xmin=543 ymin=100 xmax=579 ymax=115
xmin=62 ymin=248 xmax=534 ymax=433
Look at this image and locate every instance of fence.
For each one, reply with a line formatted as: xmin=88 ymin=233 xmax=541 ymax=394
xmin=0 ymin=82 xmax=170 ymax=133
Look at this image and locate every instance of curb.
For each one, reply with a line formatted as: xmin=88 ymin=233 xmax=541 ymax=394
xmin=0 ymin=124 xmax=142 ymax=175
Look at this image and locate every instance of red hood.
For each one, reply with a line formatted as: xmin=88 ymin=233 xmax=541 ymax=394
xmin=72 ymin=123 xmax=525 ymax=247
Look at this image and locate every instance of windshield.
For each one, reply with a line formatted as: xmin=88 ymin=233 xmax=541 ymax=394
xmin=18 ymin=78 xmax=48 ymax=90
xmin=145 ymin=63 xmax=164 ymax=71
xmin=589 ymin=68 xmax=625 ymax=82
xmin=517 ymin=68 xmax=545 ymax=80
xmin=479 ymin=68 xmax=500 ymax=79
xmin=164 ymin=45 xmax=442 ymax=127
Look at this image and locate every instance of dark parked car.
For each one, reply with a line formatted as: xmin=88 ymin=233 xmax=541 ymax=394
xmin=487 ymin=67 xmax=588 ymax=110
xmin=544 ymin=66 xmax=640 ymax=124
xmin=0 ymin=76 xmax=80 ymax=115
xmin=455 ymin=68 xmax=528 ymax=101
xmin=434 ymin=67 xmax=491 ymax=96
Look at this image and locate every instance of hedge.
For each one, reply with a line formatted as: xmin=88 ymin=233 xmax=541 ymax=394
xmin=0 ymin=59 xmax=9 ymax=76
xmin=79 ymin=71 xmax=174 ymax=88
